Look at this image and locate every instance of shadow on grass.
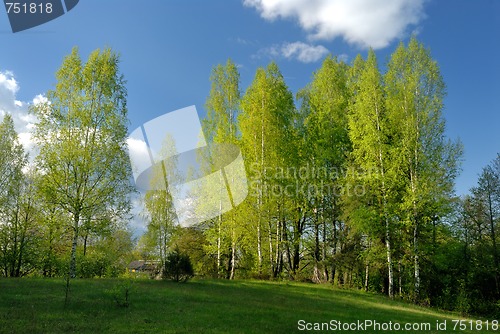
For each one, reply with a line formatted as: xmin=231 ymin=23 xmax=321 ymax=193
xmin=0 ymin=278 xmax=485 ymax=333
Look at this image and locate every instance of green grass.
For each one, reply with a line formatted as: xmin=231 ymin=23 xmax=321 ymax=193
xmin=0 ymin=277 xmax=492 ymax=333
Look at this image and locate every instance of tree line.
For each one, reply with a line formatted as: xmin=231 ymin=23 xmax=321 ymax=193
xmin=0 ymin=38 xmax=498 ymax=316
xmin=140 ymin=37 xmax=495 ymax=315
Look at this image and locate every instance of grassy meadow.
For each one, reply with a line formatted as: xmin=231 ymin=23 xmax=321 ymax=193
xmin=0 ymin=278 xmax=491 ymax=333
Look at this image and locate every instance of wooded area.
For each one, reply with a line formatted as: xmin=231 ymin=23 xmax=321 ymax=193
xmin=0 ymin=38 xmax=499 ymax=317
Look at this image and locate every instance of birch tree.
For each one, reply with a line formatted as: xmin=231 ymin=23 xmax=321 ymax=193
xmin=384 ymin=37 xmax=462 ymax=302
xmin=239 ymin=62 xmax=295 ymax=277
xmin=0 ymin=114 xmax=37 ymax=277
xmin=31 ymin=47 xmax=133 ymax=279
xmin=346 ymin=50 xmax=400 ymax=297
xmin=302 ymin=56 xmax=351 ymax=282
xmin=203 ymin=59 xmax=241 ymax=278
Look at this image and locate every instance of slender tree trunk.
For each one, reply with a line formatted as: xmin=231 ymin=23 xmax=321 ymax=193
xmin=321 ymin=203 xmax=329 ymax=281
xmin=274 ymin=219 xmax=281 ymax=278
xmin=399 ymin=260 xmax=402 ymax=296
xmin=487 ymin=191 xmax=499 ymax=294
xmin=162 ymin=223 xmax=169 ymax=275
xmin=83 ymin=232 xmax=88 ymax=257
xmin=268 ymin=221 xmax=274 ymax=277
xmin=217 ymin=170 xmax=223 ymax=278
xmin=292 ymin=235 xmax=300 ymax=274
xmin=44 ymin=225 xmax=55 ymax=277
xmin=217 ymin=215 xmax=222 ymax=277
xmin=283 ymin=221 xmax=293 ymax=274
xmin=226 ymin=244 xmax=232 ymax=279
xmin=258 ymin=95 xmax=265 ymax=276
xmin=411 ymin=168 xmax=420 ymax=303
xmin=331 ymin=220 xmax=337 ymax=284
xmin=463 ymin=221 xmax=470 ymax=289
xmin=312 ymin=213 xmax=321 ymax=283
xmin=412 ymin=108 xmax=421 ymax=303
xmin=11 ymin=211 xmax=19 ymax=277
xmin=386 ymin=220 xmax=394 ymax=298
xmin=291 ymin=211 xmax=305 ymax=275
xmin=257 ymin=218 xmax=262 ymax=275
xmin=16 ymin=227 xmax=26 ymax=277
xmin=365 ymin=264 xmax=369 ymax=292
xmin=414 ymin=221 xmax=420 ymax=302
xmin=69 ymin=211 xmax=80 ymax=279
xmin=373 ymin=97 xmax=394 ymax=298
xmin=230 ymin=227 xmax=236 ymax=280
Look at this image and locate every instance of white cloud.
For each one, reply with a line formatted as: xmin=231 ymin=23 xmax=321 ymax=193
xmin=281 ymin=42 xmax=329 ymax=63
xmin=126 ymin=136 xmax=151 ymax=177
xmin=33 ymin=94 xmax=48 ymax=105
xmin=233 ymin=37 xmax=255 ymax=46
xmin=0 ymin=71 xmax=19 ymax=112
xmin=0 ymin=70 xmax=39 ymax=156
xmin=244 ymin=0 xmax=426 ymax=49
xmin=255 ymin=45 xmax=280 ymax=60
xmin=17 ymin=132 xmax=33 ymax=152
xmin=255 ymin=41 xmax=329 ymax=63
xmin=338 ymin=53 xmax=349 ymax=62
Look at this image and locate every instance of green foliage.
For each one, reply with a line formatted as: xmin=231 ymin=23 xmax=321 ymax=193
xmin=0 ymin=115 xmax=37 ymax=278
xmin=30 ymin=47 xmax=133 ymax=279
xmin=239 ymin=61 xmax=297 ymax=278
xmin=199 ymin=59 xmax=245 ymax=280
xmin=0 ymin=37 xmax=494 ymax=319
xmin=162 ymin=248 xmax=194 ymax=282
xmin=204 ymin=58 xmax=240 ymax=144
xmin=141 ymin=136 xmax=178 ymax=273
xmin=444 ymin=154 xmax=500 ymax=316
xmin=107 ymin=278 xmax=134 ymax=308
xmin=77 ymin=251 xmax=109 ymax=278
xmin=171 ymin=227 xmax=217 ymax=277
xmin=455 ymin=279 xmax=471 ymax=315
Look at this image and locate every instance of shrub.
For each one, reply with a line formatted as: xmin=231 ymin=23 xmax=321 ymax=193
xmin=107 ymin=278 xmax=134 ymax=308
xmin=162 ymin=248 xmax=194 ymax=282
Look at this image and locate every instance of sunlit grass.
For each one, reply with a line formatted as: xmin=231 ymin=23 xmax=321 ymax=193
xmin=0 ymin=278 xmax=488 ymax=333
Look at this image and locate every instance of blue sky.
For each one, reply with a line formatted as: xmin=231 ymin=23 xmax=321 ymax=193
xmin=0 ymin=0 xmax=499 ymax=220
